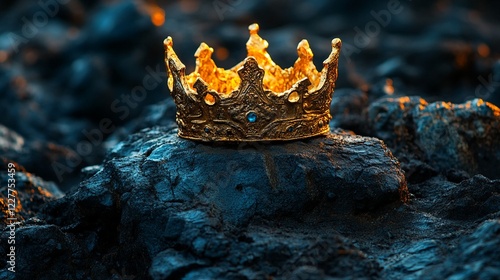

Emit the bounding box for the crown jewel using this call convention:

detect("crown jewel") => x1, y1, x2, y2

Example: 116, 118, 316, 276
164, 23, 341, 141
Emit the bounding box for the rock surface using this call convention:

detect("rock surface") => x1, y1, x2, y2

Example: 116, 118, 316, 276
368, 97, 500, 179
38, 128, 407, 279
420, 219, 500, 279
107, 127, 408, 222
0, 124, 84, 186
2, 127, 405, 279
0, 159, 63, 224
1, 126, 499, 279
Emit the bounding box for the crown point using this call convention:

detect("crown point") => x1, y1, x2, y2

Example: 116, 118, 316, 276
194, 42, 213, 58
164, 36, 173, 48
248, 23, 260, 34
331, 38, 342, 48
297, 39, 313, 59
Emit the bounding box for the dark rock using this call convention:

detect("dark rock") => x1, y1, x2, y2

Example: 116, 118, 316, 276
0, 159, 63, 226
386, 239, 444, 278
152, 226, 381, 280
107, 127, 407, 223
38, 127, 405, 278
368, 97, 500, 178
83, 1, 153, 46
420, 219, 500, 279
104, 98, 177, 150
408, 174, 500, 223
149, 249, 208, 280
290, 266, 330, 280
444, 168, 470, 183
399, 157, 439, 184
14, 225, 73, 278
329, 88, 369, 134
0, 124, 83, 189
367, 96, 428, 149
413, 99, 500, 177
80, 165, 103, 181
0, 222, 111, 280
437, 175, 500, 221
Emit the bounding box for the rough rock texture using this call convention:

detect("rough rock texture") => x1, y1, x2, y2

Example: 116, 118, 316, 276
329, 88, 369, 134
14, 127, 405, 279
107, 127, 407, 222
420, 219, 500, 279
435, 175, 500, 221
368, 97, 500, 179
103, 99, 177, 150
2, 125, 500, 279
0, 159, 63, 225
377, 174, 500, 279
0, 124, 83, 186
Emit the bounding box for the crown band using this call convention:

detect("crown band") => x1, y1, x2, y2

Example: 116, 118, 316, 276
164, 23, 341, 141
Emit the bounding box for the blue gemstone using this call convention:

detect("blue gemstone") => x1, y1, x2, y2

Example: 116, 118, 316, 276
247, 112, 257, 123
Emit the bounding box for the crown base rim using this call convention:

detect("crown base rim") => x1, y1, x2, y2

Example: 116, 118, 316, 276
177, 126, 331, 142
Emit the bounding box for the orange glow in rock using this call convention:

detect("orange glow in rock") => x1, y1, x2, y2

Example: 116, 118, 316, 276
151, 7, 165, 27
477, 43, 490, 58
0, 51, 8, 63
175, 23, 338, 95
215, 47, 229, 61
384, 78, 394, 95
140, 2, 165, 27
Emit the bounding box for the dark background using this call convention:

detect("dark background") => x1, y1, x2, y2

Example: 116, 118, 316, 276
1, 0, 499, 190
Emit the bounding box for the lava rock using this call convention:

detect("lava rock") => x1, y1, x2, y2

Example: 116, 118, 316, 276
149, 249, 209, 280
437, 175, 500, 221
0, 222, 110, 280
386, 239, 444, 279
108, 127, 408, 224
0, 158, 63, 226
367, 96, 428, 149
104, 97, 177, 150
39, 127, 406, 278
368, 97, 500, 178
0, 124, 83, 187
420, 219, 500, 279
329, 88, 369, 134
149, 227, 381, 280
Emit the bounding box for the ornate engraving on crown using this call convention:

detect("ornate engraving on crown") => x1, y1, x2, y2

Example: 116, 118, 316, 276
164, 23, 341, 141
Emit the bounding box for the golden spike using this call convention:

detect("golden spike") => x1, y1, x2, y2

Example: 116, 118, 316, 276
293, 39, 320, 90
163, 37, 175, 92
246, 23, 288, 93
186, 42, 240, 96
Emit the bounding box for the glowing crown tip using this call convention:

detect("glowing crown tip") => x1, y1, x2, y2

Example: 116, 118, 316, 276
248, 23, 260, 34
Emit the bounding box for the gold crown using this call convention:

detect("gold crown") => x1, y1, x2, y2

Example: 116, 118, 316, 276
164, 23, 341, 141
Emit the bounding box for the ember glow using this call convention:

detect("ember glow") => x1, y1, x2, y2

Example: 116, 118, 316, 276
139, 1, 165, 27
174, 24, 338, 95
